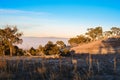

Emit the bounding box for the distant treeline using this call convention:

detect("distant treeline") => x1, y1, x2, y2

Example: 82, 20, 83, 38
68, 27, 120, 46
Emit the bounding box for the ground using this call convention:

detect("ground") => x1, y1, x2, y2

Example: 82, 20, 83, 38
0, 54, 120, 80
72, 37, 120, 54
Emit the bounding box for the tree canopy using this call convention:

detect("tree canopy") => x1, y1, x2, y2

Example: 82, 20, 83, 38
0, 25, 23, 56
85, 27, 103, 41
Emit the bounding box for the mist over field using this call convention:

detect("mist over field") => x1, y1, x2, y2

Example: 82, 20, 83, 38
17, 37, 69, 49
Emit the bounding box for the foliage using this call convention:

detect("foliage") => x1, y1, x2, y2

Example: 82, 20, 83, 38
68, 35, 91, 46
37, 45, 44, 55
13, 46, 24, 56
60, 48, 71, 56
103, 27, 120, 38
103, 31, 112, 38
111, 27, 120, 36
85, 27, 103, 41
29, 47, 38, 56
0, 25, 23, 56
56, 40, 66, 48
43, 41, 60, 55
28, 41, 72, 56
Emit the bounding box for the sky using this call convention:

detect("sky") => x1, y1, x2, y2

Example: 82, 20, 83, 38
0, 0, 120, 38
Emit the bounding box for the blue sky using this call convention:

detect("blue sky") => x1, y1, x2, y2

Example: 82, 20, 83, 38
0, 0, 120, 38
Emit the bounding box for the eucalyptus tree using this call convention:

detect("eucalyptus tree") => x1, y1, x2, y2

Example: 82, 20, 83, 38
43, 41, 60, 55
111, 27, 120, 36
86, 27, 103, 41
103, 31, 112, 38
56, 40, 66, 49
0, 29, 6, 55
0, 26, 23, 56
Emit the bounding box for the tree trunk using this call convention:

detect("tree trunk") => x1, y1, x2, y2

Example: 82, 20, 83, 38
10, 46, 13, 56
9, 42, 13, 56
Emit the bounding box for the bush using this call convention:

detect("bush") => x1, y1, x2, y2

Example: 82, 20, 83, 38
29, 47, 37, 56
43, 41, 60, 55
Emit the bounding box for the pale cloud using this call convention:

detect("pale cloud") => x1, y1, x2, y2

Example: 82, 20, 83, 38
0, 9, 87, 38
0, 8, 55, 29
0, 9, 48, 15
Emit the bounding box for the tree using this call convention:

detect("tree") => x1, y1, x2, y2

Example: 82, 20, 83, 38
0, 29, 7, 55
77, 35, 91, 43
56, 41, 66, 49
86, 27, 103, 41
13, 46, 24, 56
111, 27, 120, 36
37, 45, 44, 55
43, 41, 60, 55
103, 31, 112, 38
0, 25, 23, 56
60, 48, 70, 56
68, 37, 78, 47
29, 47, 37, 56
68, 35, 91, 46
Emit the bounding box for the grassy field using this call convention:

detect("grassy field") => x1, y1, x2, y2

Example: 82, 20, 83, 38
0, 54, 120, 80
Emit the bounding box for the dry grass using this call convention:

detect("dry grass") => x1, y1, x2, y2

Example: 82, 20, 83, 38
72, 37, 120, 54
0, 54, 120, 80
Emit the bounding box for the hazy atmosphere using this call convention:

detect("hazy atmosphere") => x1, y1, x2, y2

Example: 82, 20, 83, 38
0, 0, 120, 38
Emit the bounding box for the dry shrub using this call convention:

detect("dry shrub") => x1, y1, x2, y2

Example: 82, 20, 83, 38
0, 60, 7, 69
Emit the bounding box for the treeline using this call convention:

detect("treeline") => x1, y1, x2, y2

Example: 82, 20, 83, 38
28, 41, 72, 56
0, 25, 120, 56
68, 27, 120, 46
0, 25, 73, 56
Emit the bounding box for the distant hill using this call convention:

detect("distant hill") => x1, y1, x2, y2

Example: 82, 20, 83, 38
71, 37, 120, 54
